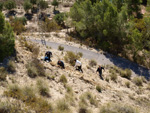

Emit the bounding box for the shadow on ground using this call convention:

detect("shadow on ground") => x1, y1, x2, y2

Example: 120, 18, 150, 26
104, 53, 150, 79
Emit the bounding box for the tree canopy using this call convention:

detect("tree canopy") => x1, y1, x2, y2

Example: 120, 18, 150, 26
0, 12, 15, 61
4, 0, 16, 11
69, 0, 150, 68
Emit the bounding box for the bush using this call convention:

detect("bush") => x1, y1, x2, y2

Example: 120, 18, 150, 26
77, 52, 83, 58
120, 69, 132, 80
58, 45, 64, 51
100, 103, 137, 113
36, 79, 50, 97
4, 0, 16, 10
60, 75, 67, 84
110, 73, 117, 82
41, 18, 61, 32
0, 12, 15, 61
54, 13, 65, 25
0, 67, 7, 81
64, 51, 81, 66
0, 2, 3, 12
23, 0, 32, 13
125, 81, 130, 88
26, 59, 45, 78
89, 59, 97, 67
132, 77, 143, 86
96, 85, 102, 93
7, 60, 16, 73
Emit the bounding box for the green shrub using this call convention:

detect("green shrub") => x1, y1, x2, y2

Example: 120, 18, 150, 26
120, 69, 132, 80
54, 13, 65, 25
89, 59, 97, 67
77, 52, 83, 58
36, 79, 50, 97
41, 18, 61, 32
64, 51, 81, 66
7, 60, 16, 73
0, 13, 15, 61
0, 2, 3, 12
100, 103, 137, 113
0, 67, 7, 81
125, 81, 130, 88
110, 73, 117, 82
132, 77, 143, 86
4, 0, 16, 10
58, 45, 64, 51
96, 85, 102, 93
60, 75, 67, 84
26, 59, 45, 78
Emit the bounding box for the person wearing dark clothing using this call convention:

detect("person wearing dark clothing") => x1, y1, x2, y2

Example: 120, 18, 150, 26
57, 60, 65, 69
74, 59, 83, 73
96, 65, 104, 80
44, 51, 52, 62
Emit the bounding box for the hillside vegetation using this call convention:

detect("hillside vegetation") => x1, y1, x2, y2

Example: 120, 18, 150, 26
0, 38, 150, 113
69, 0, 150, 69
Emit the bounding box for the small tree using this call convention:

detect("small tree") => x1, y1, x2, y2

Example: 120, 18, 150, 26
51, 0, 59, 11
0, 2, 3, 12
54, 13, 65, 25
30, 0, 37, 5
0, 12, 5, 33
4, 0, 16, 11
23, 1, 32, 13
38, 0, 48, 10
0, 12, 15, 61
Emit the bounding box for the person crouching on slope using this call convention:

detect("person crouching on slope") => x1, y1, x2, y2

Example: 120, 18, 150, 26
57, 60, 65, 69
96, 65, 104, 80
44, 51, 52, 62
74, 59, 83, 73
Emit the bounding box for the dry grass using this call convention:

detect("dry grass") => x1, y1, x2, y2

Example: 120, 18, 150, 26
4, 84, 53, 113
99, 103, 138, 113
36, 79, 50, 97
26, 59, 45, 78
55, 99, 70, 113
7, 60, 16, 73
132, 77, 143, 86
60, 75, 67, 84
64, 51, 82, 66
89, 59, 97, 67
0, 67, 7, 81
79, 92, 98, 107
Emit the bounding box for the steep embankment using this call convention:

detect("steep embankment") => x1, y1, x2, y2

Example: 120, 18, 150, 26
0, 38, 150, 113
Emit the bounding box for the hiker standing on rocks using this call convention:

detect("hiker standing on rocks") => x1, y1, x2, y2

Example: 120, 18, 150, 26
57, 60, 65, 69
74, 59, 83, 73
96, 65, 104, 80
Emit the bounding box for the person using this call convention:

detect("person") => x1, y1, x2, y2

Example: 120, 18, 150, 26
74, 59, 83, 73
44, 51, 52, 62
96, 65, 104, 80
57, 60, 65, 69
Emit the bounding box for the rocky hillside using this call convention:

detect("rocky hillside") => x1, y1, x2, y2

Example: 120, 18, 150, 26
0, 37, 150, 113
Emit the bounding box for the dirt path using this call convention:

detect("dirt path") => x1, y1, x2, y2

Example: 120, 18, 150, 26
30, 39, 150, 78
